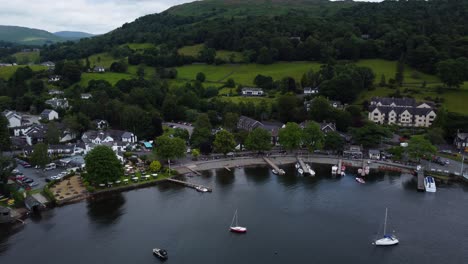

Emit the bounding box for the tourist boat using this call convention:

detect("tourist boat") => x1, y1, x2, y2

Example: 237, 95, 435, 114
153, 248, 168, 260
196, 186, 209, 193
374, 208, 399, 246
230, 210, 247, 233
297, 168, 304, 175
331, 165, 338, 174
424, 176, 437, 193
355, 177, 365, 184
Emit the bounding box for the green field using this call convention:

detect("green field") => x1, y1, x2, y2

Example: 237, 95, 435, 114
80, 72, 134, 86
87, 52, 119, 68
125, 43, 156, 51
13, 51, 40, 64
178, 44, 245, 62
0, 65, 47, 80
175, 61, 322, 85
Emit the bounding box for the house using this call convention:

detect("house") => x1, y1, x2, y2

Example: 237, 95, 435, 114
48, 89, 64, 96
93, 66, 105, 73
454, 131, 468, 151
320, 122, 336, 133
368, 149, 381, 160
343, 145, 363, 159
45, 98, 69, 109
93, 119, 109, 130
47, 144, 75, 155
40, 109, 59, 121
81, 93, 92, 100
23, 124, 47, 145
48, 75, 61, 82
82, 129, 137, 145
41, 61, 55, 68
241, 87, 264, 97
2, 110, 23, 128
304, 98, 345, 111
237, 116, 284, 145
368, 97, 437, 127
303, 87, 319, 95
330, 100, 343, 109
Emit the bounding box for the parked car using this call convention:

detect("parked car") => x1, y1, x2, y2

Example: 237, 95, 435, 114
22, 178, 34, 184
22, 163, 32, 168
28, 182, 38, 187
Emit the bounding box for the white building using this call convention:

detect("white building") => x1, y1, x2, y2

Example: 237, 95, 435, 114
40, 109, 59, 121
241, 87, 264, 96
45, 98, 69, 109
81, 93, 92, 100
2, 110, 22, 128
303, 87, 319, 95
368, 97, 437, 127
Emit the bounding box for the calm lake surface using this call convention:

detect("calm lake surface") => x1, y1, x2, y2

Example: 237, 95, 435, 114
1, 164, 468, 264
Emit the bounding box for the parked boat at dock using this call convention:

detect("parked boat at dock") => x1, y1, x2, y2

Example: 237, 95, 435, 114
424, 176, 436, 192
331, 165, 338, 175
196, 186, 209, 193
355, 177, 365, 184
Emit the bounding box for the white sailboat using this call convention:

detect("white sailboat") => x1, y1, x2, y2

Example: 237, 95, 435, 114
374, 208, 399, 246
230, 210, 247, 233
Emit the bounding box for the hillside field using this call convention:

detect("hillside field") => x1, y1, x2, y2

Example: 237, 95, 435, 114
0, 65, 47, 80
178, 44, 245, 63
13, 51, 40, 64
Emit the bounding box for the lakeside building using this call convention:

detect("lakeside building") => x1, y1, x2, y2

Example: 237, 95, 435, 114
237, 116, 284, 145
368, 97, 436, 127
241, 88, 264, 96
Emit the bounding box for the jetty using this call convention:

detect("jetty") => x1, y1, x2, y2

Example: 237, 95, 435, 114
224, 166, 231, 171
186, 166, 201, 176
263, 157, 285, 175
296, 157, 311, 175
167, 178, 213, 192
417, 170, 425, 192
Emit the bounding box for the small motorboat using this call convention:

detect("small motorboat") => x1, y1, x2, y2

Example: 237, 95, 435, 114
424, 176, 436, 192
153, 248, 168, 260
297, 168, 304, 175
230, 210, 247, 233
295, 163, 300, 169
196, 186, 209, 192
272, 169, 278, 175
355, 177, 365, 184
331, 165, 338, 174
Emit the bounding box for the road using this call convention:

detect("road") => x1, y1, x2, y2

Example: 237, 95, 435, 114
420, 156, 466, 176
163, 122, 194, 135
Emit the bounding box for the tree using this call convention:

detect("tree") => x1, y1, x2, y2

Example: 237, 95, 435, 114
277, 94, 299, 123
46, 123, 60, 144
254, 74, 274, 90
173, 128, 190, 141
324, 132, 344, 152
199, 47, 216, 64
223, 112, 239, 132
425, 127, 445, 145
278, 122, 302, 151
196, 72, 206, 82
407, 135, 436, 161
191, 113, 212, 148
149, 160, 162, 172
31, 143, 49, 169
137, 65, 145, 79
0, 155, 15, 186
191, 149, 200, 160
395, 56, 405, 86
257, 47, 274, 64
61, 61, 82, 83
213, 130, 236, 155
350, 122, 391, 148
302, 121, 324, 151
84, 146, 123, 184
154, 135, 186, 169
226, 78, 235, 88
379, 74, 386, 87
437, 59, 465, 88
245, 127, 272, 152
0, 115, 10, 151
110, 60, 128, 73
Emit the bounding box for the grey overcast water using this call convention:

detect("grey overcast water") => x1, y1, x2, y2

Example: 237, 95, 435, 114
1, 164, 467, 264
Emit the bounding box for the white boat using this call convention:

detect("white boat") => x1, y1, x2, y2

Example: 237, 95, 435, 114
305, 164, 315, 176
295, 163, 300, 169
424, 176, 437, 192
297, 168, 304, 175
196, 186, 209, 192
374, 208, 399, 246
331, 165, 338, 174
152, 248, 168, 260
279, 169, 285, 175
230, 210, 247, 233
355, 177, 365, 184
272, 169, 278, 175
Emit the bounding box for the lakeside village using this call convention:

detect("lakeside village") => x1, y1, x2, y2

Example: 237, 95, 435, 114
1, 86, 468, 224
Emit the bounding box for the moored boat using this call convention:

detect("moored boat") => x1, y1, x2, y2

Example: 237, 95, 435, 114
297, 168, 304, 175
272, 169, 278, 175
230, 210, 247, 233
424, 176, 437, 192
374, 208, 399, 246
331, 165, 338, 174
355, 177, 365, 184
152, 248, 168, 260
196, 186, 209, 192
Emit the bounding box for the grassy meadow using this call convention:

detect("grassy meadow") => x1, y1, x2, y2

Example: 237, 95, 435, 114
13, 51, 40, 64
0, 65, 47, 80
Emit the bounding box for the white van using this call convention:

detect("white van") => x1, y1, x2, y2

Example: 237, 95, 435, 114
44, 163, 56, 171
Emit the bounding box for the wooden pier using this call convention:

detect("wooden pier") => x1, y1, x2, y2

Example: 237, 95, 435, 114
224, 166, 231, 172
263, 157, 285, 175
296, 157, 311, 175
185, 166, 202, 176
167, 178, 212, 192
417, 170, 425, 192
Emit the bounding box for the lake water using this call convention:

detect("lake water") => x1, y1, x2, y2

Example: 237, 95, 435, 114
1, 164, 468, 264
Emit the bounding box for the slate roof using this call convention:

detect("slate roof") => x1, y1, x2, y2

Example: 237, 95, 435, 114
370, 97, 416, 107
369, 105, 434, 116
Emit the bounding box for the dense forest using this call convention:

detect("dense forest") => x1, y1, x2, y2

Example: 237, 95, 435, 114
39, 0, 468, 74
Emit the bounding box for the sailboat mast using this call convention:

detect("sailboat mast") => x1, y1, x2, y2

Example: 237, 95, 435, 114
235, 210, 238, 226
383, 208, 388, 235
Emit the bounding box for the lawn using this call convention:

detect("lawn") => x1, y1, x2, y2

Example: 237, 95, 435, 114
217, 95, 275, 105
13, 51, 40, 64
0, 65, 47, 80
80, 72, 134, 86
125, 43, 156, 51
175, 61, 322, 85
178, 44, 245, 63
178, 44, 204, 57
86, 52, 119, 68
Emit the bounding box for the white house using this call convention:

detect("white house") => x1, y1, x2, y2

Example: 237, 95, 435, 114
303, 87, 319, 95
2, 110, 23, 128
48, 89, 64, 96
241, 87, 264, 96
45, 98, 69, 109
41, 61, 55, 68
93, 119, 109, 130
81, 93, 92, 100
48, 75, 61, 82
93, 66, 105, 73
40, 109, 59, 121
82, 129, 137, 145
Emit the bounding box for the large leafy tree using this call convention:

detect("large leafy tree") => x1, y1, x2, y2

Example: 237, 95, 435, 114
302, 121, 324, 151
191, 114, 212, 148
213, 130, 236, 156
46, 122, 60, 144
31, 143, 49, 169
350, 122, 391, 148
0, 115, 10, 151
154, 136, 186, 169
437, 59, 466, 88
324, 131, 344, 152
407, 135, 437, 161
279, 122, 302, 151
85, 146, 123, 184
245, 127, 272, 152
